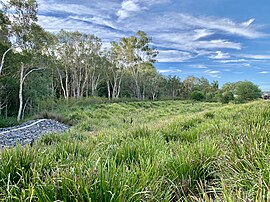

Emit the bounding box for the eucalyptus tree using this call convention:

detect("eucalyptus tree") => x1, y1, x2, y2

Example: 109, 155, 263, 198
141, 64, 163, 100
114, 31, 158, 100
54, 30, 103, 99
103, 43, 126, 100
0, 5, 11, 75
3, 0, 49, 121
165, 75, 182, 97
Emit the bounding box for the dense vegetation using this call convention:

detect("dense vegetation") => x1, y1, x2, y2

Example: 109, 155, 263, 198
0, 100, 269, 201
0, 0, 261, 123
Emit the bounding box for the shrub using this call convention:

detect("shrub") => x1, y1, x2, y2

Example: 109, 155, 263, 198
191, 91, 205, 101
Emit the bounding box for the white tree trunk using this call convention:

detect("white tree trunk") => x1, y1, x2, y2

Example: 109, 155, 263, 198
17, 65, 24, 122
57, 68, 67, 99
107, 81, 111, 100
0, 48, 12, 75
17, 66, 43, 122
65, 68, 69, 99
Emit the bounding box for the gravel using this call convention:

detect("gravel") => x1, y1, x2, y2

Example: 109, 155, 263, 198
0, 119, 69, 148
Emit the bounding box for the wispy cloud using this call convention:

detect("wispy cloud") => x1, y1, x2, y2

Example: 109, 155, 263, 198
155, 33, 241, 51
209, 51, 230, 59
189, 64, 208, 69
238, 54, 270, 60
259, 71, 269, 74
217, 59, 246, 63
38, 0, 116, 17
157, 69, 182, 73
37, 15, 124, 41
117, 0, 141, 20
116, 0, 170, 20
157, 50, 193, 62
204, 70, 221, 78
175, 14, 265, 39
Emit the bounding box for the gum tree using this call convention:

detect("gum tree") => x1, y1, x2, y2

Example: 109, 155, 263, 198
4, 0, 47, 121
114, 31, 158, 100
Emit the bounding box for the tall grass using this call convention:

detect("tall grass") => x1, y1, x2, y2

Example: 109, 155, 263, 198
0, 100, 269, 201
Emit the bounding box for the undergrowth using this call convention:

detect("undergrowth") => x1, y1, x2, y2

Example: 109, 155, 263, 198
0, 99, 269, 201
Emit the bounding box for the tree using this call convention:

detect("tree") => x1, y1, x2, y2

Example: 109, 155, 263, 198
4, 0, 48, 121
103, 46, 125, 100
219, 91, 234, 104
54, 30, 103, 99
182, 76, 200, 99
234, 81, 261, 103
114, 31, 158, 100
221, 82, 235, 93
140, 63, 161, 100
0, 5, 11, 75
211, 80, 219, 92
165, 75, 182, 98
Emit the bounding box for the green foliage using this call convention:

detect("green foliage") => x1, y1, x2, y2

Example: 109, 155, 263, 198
220, 91, 234, 104
0, 116, 17, 127
234, 81, 261, 103
191, 90, 205, 101
0, 100, 270, 200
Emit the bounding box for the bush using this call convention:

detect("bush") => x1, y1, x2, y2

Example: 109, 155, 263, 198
220, 91, 234, 104
0, 116, 18, 128
191, 91, 205, 101
234, 81, 261, 103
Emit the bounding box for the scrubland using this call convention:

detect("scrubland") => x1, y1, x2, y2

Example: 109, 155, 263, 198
0, 100, 269, 201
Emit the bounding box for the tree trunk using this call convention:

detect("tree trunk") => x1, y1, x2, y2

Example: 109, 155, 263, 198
57, 68, 67, 99
17, 65, 43, 122
0, 47, 12, 75
17, 65, 24, 122
107, 81, 111, 100
65, 68, 69, 99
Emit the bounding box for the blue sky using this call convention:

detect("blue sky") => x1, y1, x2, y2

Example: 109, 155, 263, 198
36, 0, 270, 90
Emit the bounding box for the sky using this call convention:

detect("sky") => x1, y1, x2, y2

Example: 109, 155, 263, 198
36, 0, 270, 90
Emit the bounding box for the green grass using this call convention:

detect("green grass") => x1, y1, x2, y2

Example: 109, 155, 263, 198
0, 99, 270, 201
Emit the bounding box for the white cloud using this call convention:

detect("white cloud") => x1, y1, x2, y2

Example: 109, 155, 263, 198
155, 33, 241, 51
122, 0, 141, 12
116, 0, 169, 20
176, 14, 265, 39
158, 69, 182, 73
125, 13, 264, 39
209, 51, 230, 59
223, 69, 232, 72
204, 70, 221, 78
157, 50, 193, 62
196, 65, 208, 69
37, 15, 124, 40
193, 29, 214, 40
241, 18, 255, 27
259, 71, 269, 74
117, 0, 141, 20
218, 59, 246, 63
189, 64, 208, 69
38, 0, 96, 16
238, 54, 270, 60
243, 63, 251, 67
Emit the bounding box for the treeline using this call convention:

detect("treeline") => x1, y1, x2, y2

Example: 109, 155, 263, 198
0, 0, 261, 121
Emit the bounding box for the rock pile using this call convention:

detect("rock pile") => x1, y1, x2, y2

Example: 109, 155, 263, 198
0, 119, 69, 148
